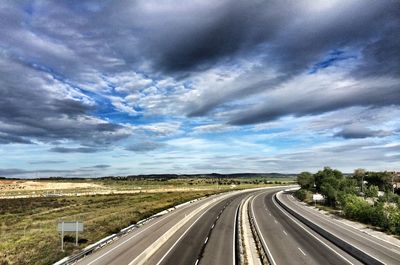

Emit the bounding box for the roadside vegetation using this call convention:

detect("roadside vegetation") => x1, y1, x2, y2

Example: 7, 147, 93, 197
0, 176, 293, 265
295, 167, 400, 236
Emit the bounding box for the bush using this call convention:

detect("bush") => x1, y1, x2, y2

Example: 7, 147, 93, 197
295, 189, 313, 203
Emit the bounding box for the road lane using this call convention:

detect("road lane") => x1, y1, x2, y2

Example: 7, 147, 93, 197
251, 190, 361, 265
278, 191, 400, 265
199, 195, 243, 265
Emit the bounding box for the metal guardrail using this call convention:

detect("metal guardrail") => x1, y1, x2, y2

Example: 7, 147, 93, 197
53, 198, 203, 265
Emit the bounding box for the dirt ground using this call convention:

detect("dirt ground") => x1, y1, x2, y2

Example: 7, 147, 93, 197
0, 180, 103, 191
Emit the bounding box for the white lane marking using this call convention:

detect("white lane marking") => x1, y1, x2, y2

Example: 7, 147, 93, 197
211, 223, 215, 229
251, 193, 277, 265
272, 194, 354, 265
85, 203, 190, 265
285, 194, 400, 254
204, 237, 208, 244
194, 259, 199, 265
268, 213, 272, 216
274, 219, 278, 224
155, 200, 221, 265
233, 204, 239, 265
283, 230, 288, 236
298, 247, 306, 256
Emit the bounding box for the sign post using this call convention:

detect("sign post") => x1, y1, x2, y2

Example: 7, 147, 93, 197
61, 221, 64, 252
58, 221, 84, 251
312, 193, 324, 207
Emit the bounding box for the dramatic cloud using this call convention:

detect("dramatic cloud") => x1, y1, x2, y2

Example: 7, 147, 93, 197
0, 0, 398, 176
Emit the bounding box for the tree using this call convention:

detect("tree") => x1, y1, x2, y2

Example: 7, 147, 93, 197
354, 168, 366, 181
365, 171, 392, 191
297, 172, 314, 190
314, 167, 343, 192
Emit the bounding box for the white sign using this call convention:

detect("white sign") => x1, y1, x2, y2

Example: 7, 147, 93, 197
58, 221, 84, 232
313, 193, 324, 201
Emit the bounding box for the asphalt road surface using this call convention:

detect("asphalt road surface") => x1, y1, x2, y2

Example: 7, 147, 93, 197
76, 187, 398, 265
277, 191, 400, 264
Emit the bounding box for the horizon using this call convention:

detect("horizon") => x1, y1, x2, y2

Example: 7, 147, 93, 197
1, 1, 399, 178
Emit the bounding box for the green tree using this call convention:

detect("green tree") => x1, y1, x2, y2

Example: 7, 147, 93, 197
314, 167, 343, 192
297, 172, 314, 190
365, 171, 392, 191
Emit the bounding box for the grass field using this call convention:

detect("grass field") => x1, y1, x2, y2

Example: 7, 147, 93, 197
0, 177, 295, 265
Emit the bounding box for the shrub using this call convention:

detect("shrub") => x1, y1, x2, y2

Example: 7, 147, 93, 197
295, 189, 313, 203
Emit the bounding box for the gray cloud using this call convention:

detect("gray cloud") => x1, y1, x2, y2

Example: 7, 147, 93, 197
1, 0, 399, 127
334, 125, 392, 139
29, 160, 66, 165
49, 147, 103, 153
229, 80, 400, 125
0, 56, 131, 146
0, 168, 73, 176
125, 141, 166, 152
82, 164, 110, 169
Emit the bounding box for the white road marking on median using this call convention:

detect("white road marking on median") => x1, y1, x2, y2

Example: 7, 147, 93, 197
298, 247, 306, 256
283, 230, 287, 236
204, 237, 208, 244
272, 193, 354, 265
194, 259, 199, 265
251, 193, 277, 265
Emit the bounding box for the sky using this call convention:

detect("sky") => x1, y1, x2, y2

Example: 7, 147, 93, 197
0, 0, 399, 178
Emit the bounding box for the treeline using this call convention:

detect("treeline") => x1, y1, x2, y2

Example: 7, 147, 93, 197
296, 167, 400, 235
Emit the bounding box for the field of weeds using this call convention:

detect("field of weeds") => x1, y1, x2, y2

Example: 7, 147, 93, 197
0, 190, 220, 265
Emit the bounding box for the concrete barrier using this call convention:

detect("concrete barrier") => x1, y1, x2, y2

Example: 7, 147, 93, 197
275, 191, 384, 265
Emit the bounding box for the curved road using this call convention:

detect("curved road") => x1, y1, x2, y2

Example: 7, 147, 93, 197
75, 187, 398, 265
250, 190, 361, 265
277, 191, 400, 264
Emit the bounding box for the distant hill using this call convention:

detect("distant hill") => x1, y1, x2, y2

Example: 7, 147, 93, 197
2, 173, 297, 180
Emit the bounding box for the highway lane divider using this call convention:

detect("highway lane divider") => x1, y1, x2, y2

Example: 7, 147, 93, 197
275, 190, 384, 265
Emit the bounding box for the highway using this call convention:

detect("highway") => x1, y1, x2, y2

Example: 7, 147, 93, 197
74, 187, 399, 265
76, 189, 255, 265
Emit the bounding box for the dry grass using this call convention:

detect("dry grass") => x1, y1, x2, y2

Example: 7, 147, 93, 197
0, 190, 223, 265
